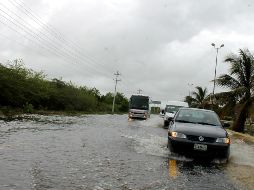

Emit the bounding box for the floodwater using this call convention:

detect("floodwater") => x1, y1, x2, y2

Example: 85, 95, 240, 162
0, 114, 253, 190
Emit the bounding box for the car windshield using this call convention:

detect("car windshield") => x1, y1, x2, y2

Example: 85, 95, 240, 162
165, 105, 182, 113
175, 109, 221, 126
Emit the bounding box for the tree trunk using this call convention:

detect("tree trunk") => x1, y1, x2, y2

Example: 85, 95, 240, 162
232, 101, 251, 132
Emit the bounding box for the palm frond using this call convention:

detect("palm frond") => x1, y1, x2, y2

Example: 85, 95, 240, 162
192, 86, 208, 104
215, 74, 241, 89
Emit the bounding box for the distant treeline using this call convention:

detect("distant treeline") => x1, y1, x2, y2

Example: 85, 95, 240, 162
0, 62, 129, 114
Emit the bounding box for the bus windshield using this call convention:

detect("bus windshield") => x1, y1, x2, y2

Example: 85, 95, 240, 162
130, 96, 149, 110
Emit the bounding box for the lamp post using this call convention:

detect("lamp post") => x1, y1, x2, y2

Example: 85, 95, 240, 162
211, 43, 224, 104
187, 83, 193, 96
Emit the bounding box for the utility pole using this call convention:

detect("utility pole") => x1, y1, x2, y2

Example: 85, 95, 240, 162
112, 71, 121, 114
137, 89, 142, 94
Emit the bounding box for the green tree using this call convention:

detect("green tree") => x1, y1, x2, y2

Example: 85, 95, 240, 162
215, 49, 254, 132
0, 61, 128, 114
115, 92, 129, 112
101, 92, 114, 105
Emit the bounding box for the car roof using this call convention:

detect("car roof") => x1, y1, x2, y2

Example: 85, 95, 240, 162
165, 101, 188, 107
178, 107, 215, 113
130, 94, 149, 98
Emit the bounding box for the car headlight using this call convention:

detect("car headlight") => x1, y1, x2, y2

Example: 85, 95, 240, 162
171, 132, 187, 139
216, 137, 230, 144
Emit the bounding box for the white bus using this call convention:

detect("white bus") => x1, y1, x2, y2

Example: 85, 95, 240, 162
128, 94, 150, 120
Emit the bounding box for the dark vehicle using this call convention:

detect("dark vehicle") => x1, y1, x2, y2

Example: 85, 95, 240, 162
168, 108, 230, 160
128, 94, 150, 120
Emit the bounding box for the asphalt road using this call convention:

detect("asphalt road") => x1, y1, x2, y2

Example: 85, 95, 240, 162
0, 114, 253, 190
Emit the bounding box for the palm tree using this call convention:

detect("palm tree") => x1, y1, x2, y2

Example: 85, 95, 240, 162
191, 86, 208, 108
215, 49, 254, 132
184, 95, 195, 107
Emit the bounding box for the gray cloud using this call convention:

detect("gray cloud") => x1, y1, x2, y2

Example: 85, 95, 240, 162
1, 0, 254, 101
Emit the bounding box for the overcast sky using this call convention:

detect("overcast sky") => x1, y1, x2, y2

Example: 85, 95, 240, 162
1, 0, 254, 102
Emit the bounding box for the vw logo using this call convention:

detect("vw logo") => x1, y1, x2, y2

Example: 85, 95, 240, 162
199, 136, 204, 141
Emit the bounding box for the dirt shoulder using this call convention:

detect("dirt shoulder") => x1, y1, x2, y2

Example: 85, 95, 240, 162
226, 129, 254, 190
227, 129, 254, 144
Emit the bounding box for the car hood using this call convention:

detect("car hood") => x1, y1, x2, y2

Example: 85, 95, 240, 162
165, 112, 175, 118
172, 122, 227, 138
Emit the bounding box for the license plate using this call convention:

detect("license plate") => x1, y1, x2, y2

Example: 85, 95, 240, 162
194, 144, 207, 151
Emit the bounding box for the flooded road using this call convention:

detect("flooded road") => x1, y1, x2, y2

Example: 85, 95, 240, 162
0, 114, 253, 190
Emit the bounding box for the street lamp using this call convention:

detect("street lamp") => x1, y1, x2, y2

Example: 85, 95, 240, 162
187, 83, 193, 96
211, 43, 224, 104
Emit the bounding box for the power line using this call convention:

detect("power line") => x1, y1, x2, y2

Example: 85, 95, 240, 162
119, 73, 148, 97
0, 16, 127, 95
0, 0, 147, 97
0, 2, 80, 60
0, 20, 99, 79
0, 6, 112, 78
0, 9, 79, 62
8, 0, 114, 77
0, 16, 65, 60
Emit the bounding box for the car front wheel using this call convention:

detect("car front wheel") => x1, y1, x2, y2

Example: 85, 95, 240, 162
222, 149, 230, 162
168, 140, 175, 153
164, 120, 169, 127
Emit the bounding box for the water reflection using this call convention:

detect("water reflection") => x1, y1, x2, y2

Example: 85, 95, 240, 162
0, 114, 245, 189
168, 156, 226, 179
30, 162, 54, 190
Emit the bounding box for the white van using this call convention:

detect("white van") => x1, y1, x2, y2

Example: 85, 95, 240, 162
163, 101, 189, 127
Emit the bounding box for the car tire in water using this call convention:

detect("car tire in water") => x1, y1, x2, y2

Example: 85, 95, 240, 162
168, 140, 175, 152
223, 149, 230, 163
164, 120, 169, 128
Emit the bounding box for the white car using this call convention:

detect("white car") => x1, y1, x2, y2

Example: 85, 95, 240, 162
163, 101, 188, 128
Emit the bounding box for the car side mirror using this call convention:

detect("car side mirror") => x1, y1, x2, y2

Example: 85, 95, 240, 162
161, 109, 165, 114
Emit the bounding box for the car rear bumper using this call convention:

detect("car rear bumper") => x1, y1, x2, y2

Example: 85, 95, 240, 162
168, 137, 230, 158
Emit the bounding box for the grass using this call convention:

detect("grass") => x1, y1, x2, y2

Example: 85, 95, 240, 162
244, 124, 254, 136
227, 129, 254, 144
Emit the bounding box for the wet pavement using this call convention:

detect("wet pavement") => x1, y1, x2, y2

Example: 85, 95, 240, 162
0, 114, 253, 190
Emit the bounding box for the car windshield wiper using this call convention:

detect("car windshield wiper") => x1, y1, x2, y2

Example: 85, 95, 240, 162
175, 120, 193, 123
196, 122, 218, 126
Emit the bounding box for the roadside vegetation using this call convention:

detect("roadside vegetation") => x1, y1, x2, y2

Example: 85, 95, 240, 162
0, 61, 129, 116
215, 49, 254, 132
185, 49, 254, 135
